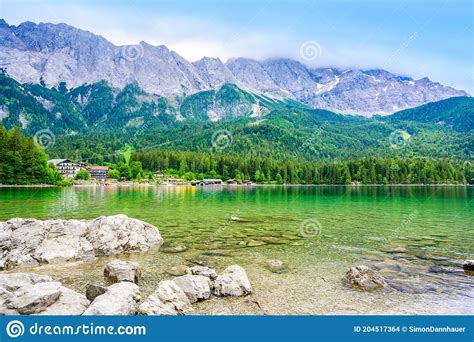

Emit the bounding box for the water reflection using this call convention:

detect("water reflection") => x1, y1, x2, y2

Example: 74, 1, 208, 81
0, 185, 472, 314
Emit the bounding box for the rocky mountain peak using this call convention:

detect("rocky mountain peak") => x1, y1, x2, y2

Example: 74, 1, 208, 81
0, 19, 469, 116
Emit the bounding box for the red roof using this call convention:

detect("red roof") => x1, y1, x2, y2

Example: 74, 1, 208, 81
86, 166, 109, 171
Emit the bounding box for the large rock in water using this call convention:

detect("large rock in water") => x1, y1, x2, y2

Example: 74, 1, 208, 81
345, 265, 390, 291
138, 280, 193, 315
0, 273, 89, 315
212, 265, 252, 297
0, 215, 163, 269
173, 275, 211, 303
104, 260, 141, 284
83, 282, 140, 315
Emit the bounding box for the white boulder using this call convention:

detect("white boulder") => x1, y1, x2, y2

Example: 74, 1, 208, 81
36, 286, 89, 315
173, 275, 211, 303
104, 260, 141, 284
212, 265, 252, 297
83, 282, 140, 315
139, 280, 193, 315
6, 281, 62, 314
0, 215, 163, 269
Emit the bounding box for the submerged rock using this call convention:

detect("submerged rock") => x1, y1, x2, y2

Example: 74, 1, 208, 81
85, 284, 107, 301
185, 256, 215, 268
229, 216, 246, 222
83, 282, 140, 315
265, 259, 287, 273
186, 266, 218, 280
166, 265, 188, 277
345, 265, 390, 291
246, 240, 266, 247
202, 250, 233, 257
139, 280, 193, 315
212, 265, 252, 297
104, 260, 141, 284
173, 275, 211, 303
0, 215, 163, 269
386, 279, 438, 294
161, 244, 187, 253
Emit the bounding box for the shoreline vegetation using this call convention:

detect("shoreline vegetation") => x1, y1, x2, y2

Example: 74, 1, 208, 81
1, 126, 472, 187
0, 183, 471, 188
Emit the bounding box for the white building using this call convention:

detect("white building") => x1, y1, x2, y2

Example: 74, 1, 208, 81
48, 159, 82, 179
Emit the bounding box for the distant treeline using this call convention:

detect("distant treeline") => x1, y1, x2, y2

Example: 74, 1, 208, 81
0, 126, 65, 185
133, 150, 473, 184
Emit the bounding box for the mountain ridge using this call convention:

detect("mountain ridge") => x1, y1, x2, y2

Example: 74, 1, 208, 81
0, 19, 469, 116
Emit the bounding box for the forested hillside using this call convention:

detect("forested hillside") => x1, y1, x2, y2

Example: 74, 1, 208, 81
132, 150, 473, 184
0, 126, 65, 185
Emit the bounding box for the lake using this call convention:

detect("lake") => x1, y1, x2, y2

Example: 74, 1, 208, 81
0, 185, 473, 314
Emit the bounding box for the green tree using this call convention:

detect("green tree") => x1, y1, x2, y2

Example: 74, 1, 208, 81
74, 169, 91, 180
0, 126, 64, 185
183, 172, 196, 181
117, 161, 131, 180
129, 161, 143, 179
108, 169, 120, 179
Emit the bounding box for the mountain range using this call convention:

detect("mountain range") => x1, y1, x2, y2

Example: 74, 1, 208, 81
0, 19, 472, 163
0, 19, 469, 118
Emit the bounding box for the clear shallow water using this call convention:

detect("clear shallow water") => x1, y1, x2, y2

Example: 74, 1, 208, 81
0, 185, 473, 314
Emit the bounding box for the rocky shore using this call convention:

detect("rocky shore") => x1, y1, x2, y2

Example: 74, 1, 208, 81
0, 261, 253, 315
0, 215, 253, 315
0, 215, 472, 315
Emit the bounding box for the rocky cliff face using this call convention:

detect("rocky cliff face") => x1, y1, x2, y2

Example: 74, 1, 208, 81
0, 19, 469, 116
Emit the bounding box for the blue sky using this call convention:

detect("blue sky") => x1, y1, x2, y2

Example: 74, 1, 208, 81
1, 0, 473, 93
